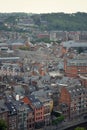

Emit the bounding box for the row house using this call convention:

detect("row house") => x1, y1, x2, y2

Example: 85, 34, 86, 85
16, 101, 34, 130
31, 89, 53, 112
1, 94, 35, 130
6, 102, 17, 130
0, 63, 20, 76
22, 95, 44, 129
0, 95, 51, 129
39, 97, 51, 125
59, 85, 87, 120
30, 89, 55, 124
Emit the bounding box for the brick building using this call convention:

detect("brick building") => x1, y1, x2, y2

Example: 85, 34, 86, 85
37, 33, 49, 39
59, 85, 87, 120
64, 58, 87, 77
39, 97, 51, 125
3, 92, 35, 130
22, 95, 44, 129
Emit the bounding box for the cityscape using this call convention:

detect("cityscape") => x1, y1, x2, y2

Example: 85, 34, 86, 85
0, 12, 87, 130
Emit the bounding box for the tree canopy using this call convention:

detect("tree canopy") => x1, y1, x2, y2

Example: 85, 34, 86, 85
0, 12, 87, 31
0, 119, 7, 130
74, 127, 86, 130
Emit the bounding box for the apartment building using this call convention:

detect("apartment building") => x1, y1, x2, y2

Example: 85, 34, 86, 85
59, 85, 87, 120
22, 95, 44, 129
38, 97, 51, 125
79, 31, 87, 41
27, 107, 35, 130
4, 92, 35, 130
31, 89, 53, 112
50, 31, 68, 41
64, 58, 87, 77
37, 33, 50, 39
17, 102, 34, 130
6, 102, 17, 130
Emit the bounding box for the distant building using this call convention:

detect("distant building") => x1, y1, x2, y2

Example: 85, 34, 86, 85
79, 31, 87, 41
37, 33, 50, 39
50, 31, 68, 41
68, 31, 80, 41
61, 41, 87, 55
10, 42, 25, 50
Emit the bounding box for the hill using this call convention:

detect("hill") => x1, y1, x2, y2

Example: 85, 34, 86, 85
0, 12, 87, 31
33, 12, 87, 31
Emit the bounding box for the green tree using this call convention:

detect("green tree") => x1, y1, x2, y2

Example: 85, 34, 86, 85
0, 119, 7, 130
74, 127, 86, 130
78, 47, 84, 54
57, 115, 64, 122
52, 115, 64, 125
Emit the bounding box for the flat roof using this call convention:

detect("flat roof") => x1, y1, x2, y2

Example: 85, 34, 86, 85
62, 41, 87, 48
0, 57, 20, 60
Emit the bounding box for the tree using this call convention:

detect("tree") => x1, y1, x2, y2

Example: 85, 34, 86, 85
0, 119, 7, 130
52, 115, 64, 125
74, 127, 86, 130
78, 47, 84, 54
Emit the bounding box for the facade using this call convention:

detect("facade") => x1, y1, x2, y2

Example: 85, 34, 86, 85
61, 41, 87, 55
68, 31, 80, 41
79, 31, 87, 41
50, 31, 68, 41
59, 85, 87, 120
27, 109, 35, 130
17, 103, 28, 130
6, 102, 17, 130
22, 95, 44, 129
4, 93, 35, 130
31, 89, 54, 112
37, 33, 50, 39
79, 74, 87, 88
64, 58, 87, 77
39, 97, 51, 125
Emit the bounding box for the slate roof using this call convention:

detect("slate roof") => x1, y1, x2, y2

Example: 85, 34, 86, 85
57, 76, 81, 87
28, 95, 43, 108
0, 99, 8, 113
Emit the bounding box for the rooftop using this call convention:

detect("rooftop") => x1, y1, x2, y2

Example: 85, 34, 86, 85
28, 95, 43, 108
0, 99, 8, 113
57, 76, 81, 87
62, 41, 87, 48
